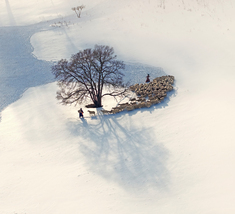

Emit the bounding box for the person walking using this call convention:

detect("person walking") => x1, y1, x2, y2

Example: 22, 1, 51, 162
78, 108, 84, 118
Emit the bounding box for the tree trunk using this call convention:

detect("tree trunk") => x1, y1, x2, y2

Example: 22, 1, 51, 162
93, 94, 102, 107
97, 95, 102, 107
75, 11, 79, 18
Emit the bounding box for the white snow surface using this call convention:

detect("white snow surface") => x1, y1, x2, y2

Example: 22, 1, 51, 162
1, 0, 235, 213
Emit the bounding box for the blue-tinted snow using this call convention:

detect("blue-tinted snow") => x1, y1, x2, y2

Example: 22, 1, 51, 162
0, 25, 54, 121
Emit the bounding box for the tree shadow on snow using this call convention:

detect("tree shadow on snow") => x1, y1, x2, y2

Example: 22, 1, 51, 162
67, 112, 170, 193
5, 0, 16, 26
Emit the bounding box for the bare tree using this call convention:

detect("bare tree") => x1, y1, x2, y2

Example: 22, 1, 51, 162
52, 45, 128, 107
72, 5, 85, 18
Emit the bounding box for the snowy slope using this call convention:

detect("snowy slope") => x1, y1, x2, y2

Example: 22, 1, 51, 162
1, 0, 235, 213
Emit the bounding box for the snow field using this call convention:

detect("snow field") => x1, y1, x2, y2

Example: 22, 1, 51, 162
1, 0, 235, 213
0, 82, 170, 213
0, 0, 106, 27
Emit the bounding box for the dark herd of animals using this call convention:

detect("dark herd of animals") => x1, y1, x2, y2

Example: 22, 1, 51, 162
101, 75, 175, 114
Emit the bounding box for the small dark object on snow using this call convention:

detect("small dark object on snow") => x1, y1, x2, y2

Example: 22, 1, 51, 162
146, 74, 150, 83
78, 108, 84, 118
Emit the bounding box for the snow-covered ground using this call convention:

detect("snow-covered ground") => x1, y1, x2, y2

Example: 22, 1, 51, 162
1, 0, 235, 213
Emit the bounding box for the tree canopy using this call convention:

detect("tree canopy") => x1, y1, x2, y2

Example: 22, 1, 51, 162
52, 45, 128, 107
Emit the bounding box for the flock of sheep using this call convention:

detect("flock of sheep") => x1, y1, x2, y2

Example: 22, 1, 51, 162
101, 75, 175, 115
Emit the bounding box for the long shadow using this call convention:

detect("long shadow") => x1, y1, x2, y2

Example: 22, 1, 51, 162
67, 112, 169, 192
5, 0, 16, 26
0, 24, 54, 122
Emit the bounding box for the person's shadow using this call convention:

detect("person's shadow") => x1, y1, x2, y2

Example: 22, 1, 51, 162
79, 117, 88, 127
67, 111, 170, 192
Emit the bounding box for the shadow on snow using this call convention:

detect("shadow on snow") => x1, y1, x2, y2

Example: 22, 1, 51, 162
0, 25, 54, 122
67, 107, 171, 193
